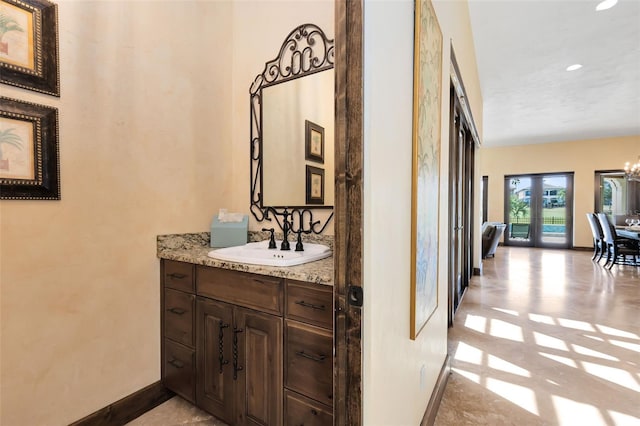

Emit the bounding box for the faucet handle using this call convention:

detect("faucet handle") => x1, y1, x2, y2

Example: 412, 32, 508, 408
295, 230, 304, 252
262, 228, 277, 249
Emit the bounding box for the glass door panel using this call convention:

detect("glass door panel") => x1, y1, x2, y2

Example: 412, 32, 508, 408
505, 176, 533, 245
540, 175, 569, 246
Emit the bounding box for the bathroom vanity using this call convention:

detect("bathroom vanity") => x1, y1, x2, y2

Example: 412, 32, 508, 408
156, 21, 338, 426
158, 233, 334, 426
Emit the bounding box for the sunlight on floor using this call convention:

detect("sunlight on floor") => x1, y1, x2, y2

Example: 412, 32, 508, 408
453, 368, 481, 384
437, 248, 640, 426
533, 331, 569, 351
538, 352, 578, 368
572, 343, 618, 361
489, 318, 523, 342
581, 361, 640, 392
453, 304, 639, 424
463, 313, 487, 333
609, 339, 640, 352
528, 313, 555, 325
551, 395, 606, 426
609, 410, 640, 425
486, 378, 539, 416
487, 354, 530, 377
595, 324, 640, 339
455, 342, 484, 365
557, 317, 596, 332
491, 307, 519, 316
541, 252, 566, 294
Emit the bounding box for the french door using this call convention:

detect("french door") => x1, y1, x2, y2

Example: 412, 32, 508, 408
504, 173, 574, 249
448, 80, 476, 325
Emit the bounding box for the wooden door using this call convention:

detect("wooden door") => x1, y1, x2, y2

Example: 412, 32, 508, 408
196, 298, 234, 424
235, 307, 283, 426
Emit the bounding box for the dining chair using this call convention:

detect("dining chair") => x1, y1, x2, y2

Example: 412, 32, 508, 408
586, 213, 605, 262
597, 213, 639, 269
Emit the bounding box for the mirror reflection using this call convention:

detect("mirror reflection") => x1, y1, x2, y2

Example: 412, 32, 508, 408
249, 23, 334, 233
262, 70, 334, 207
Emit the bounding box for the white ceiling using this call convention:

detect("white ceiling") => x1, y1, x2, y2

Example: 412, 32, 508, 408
467, 0, 640, 147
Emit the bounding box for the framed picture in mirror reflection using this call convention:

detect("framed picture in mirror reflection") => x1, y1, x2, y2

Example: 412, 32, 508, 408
305, 120, 324, 163
305, 165, 324, 205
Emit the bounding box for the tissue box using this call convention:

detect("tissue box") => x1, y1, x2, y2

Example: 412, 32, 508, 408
210, 215, 248, 248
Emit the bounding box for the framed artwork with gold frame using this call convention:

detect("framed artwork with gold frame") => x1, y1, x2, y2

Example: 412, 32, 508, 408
0, 0, 60, 96
410, 0, 443, 340
0, 96, 60, 200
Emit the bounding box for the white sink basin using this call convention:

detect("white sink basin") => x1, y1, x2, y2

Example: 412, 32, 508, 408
207, 240, 332, 267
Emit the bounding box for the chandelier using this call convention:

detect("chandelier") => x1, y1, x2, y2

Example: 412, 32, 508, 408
624, 155, 640, 182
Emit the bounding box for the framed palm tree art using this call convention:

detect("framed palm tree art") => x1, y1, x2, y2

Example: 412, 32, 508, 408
0, 96, 59, 200
0, 0, 59, 96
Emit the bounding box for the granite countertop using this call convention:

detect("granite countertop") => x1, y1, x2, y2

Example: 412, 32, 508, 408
157, 232, 334, 286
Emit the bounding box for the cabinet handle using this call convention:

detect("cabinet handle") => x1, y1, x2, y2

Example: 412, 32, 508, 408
311, 409, 318, 416
296, 350, 326, 362
168, 273, 187, 280
295, 300, 326, 311
168, 358, 184, 369
233, 327, 244, 380
218, 320, 230, 374
167, 307, 186, 315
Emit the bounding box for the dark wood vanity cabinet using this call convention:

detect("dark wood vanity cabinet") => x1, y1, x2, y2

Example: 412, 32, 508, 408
197, 297, 282, 425
161, 260, 196, 403
284, 280, 334, 425
161, 259, 332, 426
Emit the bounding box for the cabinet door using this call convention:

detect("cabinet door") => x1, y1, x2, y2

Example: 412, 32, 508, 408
235, 307, 283, 426
196, 298, 234, 424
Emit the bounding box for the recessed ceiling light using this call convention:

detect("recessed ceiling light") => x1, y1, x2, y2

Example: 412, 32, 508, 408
596, 0, 618, 11
566, 64, 583, 71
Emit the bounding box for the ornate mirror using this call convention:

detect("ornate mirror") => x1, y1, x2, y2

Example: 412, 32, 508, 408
250, 23, 334, 234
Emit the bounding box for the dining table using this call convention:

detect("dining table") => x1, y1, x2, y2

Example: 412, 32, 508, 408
616, 227, 640, 241
615, 227, 640, 267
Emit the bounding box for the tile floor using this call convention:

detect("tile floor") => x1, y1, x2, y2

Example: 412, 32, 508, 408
129, 247, 639, 425
126, 396, 225, 426
435, 246, 640, 426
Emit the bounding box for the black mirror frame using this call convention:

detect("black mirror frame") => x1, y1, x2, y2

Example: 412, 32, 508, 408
249, 23, 335, 235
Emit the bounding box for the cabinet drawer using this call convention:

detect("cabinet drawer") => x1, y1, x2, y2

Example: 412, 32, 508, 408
286, 280, 332, 329
164, 288, 195, 347
163, 339, 195, 403
197, 266, 283, 315
163, 260, 195, 293
285, 321, 333, 406
285, 390, 332, 426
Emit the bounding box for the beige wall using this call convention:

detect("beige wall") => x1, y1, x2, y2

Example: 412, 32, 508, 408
479, 135, 640, 248
0, 1, 234, 424
1, 1, 335, 424
362, 0, 482, 424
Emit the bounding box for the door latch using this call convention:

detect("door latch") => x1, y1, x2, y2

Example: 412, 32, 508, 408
348, 285, 363, 308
